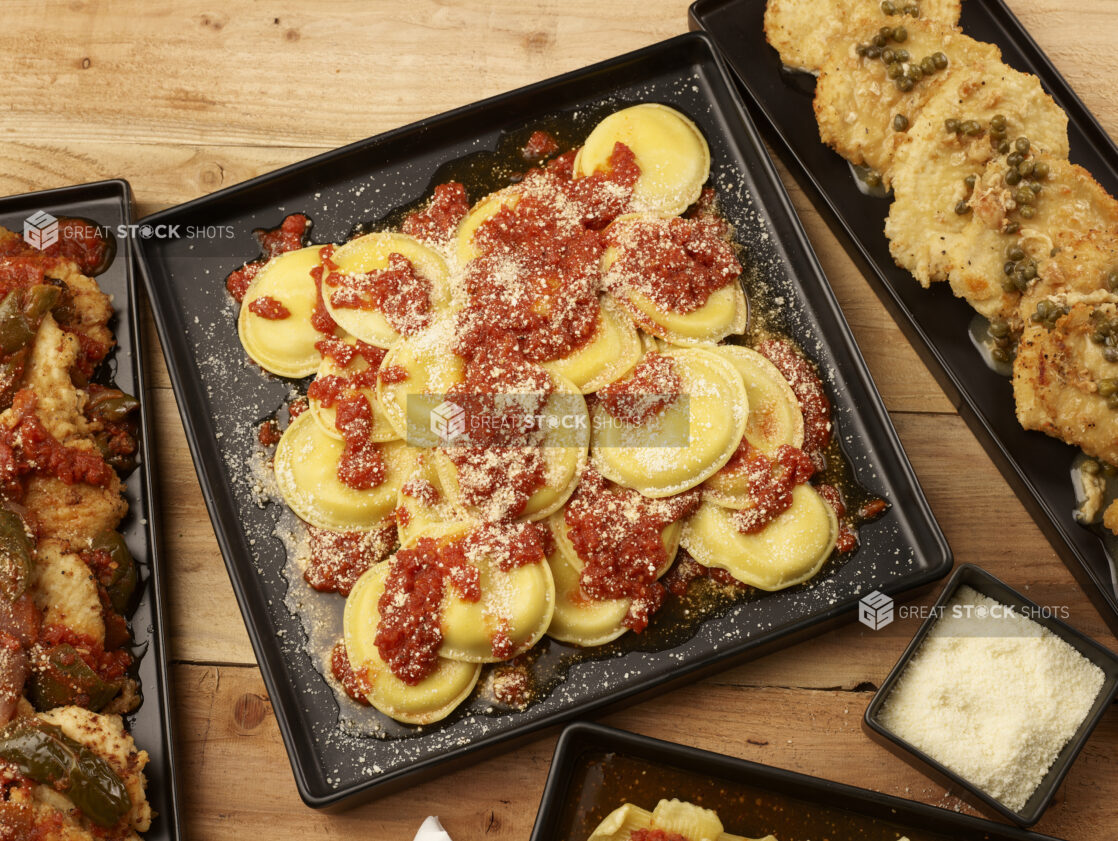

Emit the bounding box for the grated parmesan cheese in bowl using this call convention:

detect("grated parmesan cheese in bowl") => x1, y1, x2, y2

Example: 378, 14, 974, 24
875, 582, 1109, 817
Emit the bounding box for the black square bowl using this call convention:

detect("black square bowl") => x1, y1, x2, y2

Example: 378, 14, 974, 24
864, 564, 1118, 827
133, 32, 950, 807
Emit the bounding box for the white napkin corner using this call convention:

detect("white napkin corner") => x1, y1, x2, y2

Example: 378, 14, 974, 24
413, 816, 455, 841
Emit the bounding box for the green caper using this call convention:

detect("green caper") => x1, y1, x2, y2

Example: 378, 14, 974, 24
1106, 268, 1118, 291
1007, 152, 1024, 168
1092, 330, 1108, 344
857, 44, 870, 57
1020, 205, 1037, 219
1108, 394, 1118, 410
945, 118, 961, 133
896, 76, 914, 92
995, 335, 1011, 348
906, 63, 923, 80
990, 114, 1008, 132
1083, 459, 1102, 475
992, 347, 1011, 363
963, 120, 983, 136
1036, 300, 1054, 319
1023, 262, 1038, 281
882, 48, 896, 63
864, 171, 883, 188
964, 174, 977, 191
1031, 181, 1043, 194
904, 4, 919, 15
920, 56, 937, 75
932, 51, 948, 69
1034, 161, 1050, 180
1006, 169, 1022, 186
882, 0, 898, 12
955, 200, 971, 215
998, 140, 1012, 154
1004, 261, 1017, 276
1014, 271, 1029, 292
867, 45, 882, 58
1006, 244, 1026, 261
893, 113, 909, 131
893, 25, 908, 41
1001, 277, 1017, 292
1015, 186, 1036, 205
1019, 160, 1035, 177
1015, 137, 1031, 153
1107, 348, 1118, 363
989, 318, 1011, 338
887, 62, 904, 78
872, 32, 887, 47
894, 48, 910, 62
990, 126, 1007, 140
1005, 221, 1021, 235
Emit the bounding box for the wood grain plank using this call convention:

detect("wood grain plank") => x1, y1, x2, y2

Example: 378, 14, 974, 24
171, 662, 1118, 840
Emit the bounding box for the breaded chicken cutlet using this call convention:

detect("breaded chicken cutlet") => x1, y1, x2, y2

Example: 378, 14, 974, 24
764, 0, 961, 73
886, 61, 1068, 288
813, 17, 1000, 186
766, 0, 1118, 535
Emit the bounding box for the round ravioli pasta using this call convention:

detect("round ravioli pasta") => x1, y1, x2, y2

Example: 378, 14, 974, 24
454, 186, 520, 266
395, 454, 464, 547
309, 336, 399, 443
590, 348, 748, 497
434, 372, 589, 522
681, 486, 838, 591
426, 524, 556, 663
541, 296, 641, 393
544, 535, 630, 647
321, 232, 451, 346
575, 104, 710, 217
344, 562, 480, 725
601, 215, 747, 346
588, 799, 768, 841
375, 325, 466, 445
703, 345, 805, 508
237, 245, 327, 377
274, 412, 415, 530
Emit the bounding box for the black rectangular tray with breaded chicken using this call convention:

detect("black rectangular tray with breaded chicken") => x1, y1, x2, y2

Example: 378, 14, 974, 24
0, 216, 156, 840
690, 0, 1118, 626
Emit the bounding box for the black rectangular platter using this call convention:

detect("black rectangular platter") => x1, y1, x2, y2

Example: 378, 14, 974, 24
132, 32, 950, 808
530, 722, 1065, 841
689, 0, 1118, 631
0, 180, 181, 839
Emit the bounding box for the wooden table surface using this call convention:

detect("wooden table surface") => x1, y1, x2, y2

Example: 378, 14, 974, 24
4, 1, 1118, 838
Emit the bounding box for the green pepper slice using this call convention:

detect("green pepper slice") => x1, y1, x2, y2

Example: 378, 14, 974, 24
0, 509, 33, 603
0, 718, 132, 828
89, 531, 137, 614
28, 644, 122, 712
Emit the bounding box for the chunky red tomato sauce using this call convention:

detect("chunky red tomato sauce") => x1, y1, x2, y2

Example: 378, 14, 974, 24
225, 213, 310, 303
400, 476, 439, 506
247, 295, 290, 320
377, 364, 409, 385
565, 469, 699, 632
0, 391, 115, 497
304, 525, 392, 596
817, 483, 858, 554
757, 339, 832, 460
730, 441, 815, 535
330, 641, 371, 705
333, 395, 386, 491
309, 245, 340, 336
314, 337, 386, 370
604, 214, 740, 313
401, 181, 470, 244
38, 625, 131, 684
630, 829, 689, 841
443, 340, 552, 521
520, 130, 560, 161
325, 251, 433, 336
453, 143, 639, 363
598, 352, 680, 426
306, 369, 379, 410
